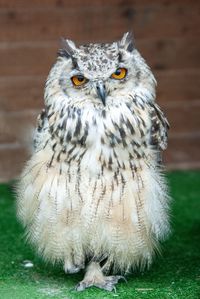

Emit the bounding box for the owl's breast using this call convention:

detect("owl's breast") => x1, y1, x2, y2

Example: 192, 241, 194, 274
46, 101, 152, 173
85, 103, 152, 172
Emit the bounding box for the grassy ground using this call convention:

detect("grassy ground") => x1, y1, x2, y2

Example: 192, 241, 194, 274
0, 171, 200, 299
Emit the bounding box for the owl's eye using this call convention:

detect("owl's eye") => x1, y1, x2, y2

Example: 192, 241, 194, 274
111, 68, 127, 80
71, 75, 87, 87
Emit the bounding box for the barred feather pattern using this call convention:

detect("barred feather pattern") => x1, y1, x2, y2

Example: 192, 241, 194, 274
17, 105, 170, 271
17, 42, 170, 275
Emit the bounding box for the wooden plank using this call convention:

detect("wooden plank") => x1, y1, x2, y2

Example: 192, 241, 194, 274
163, 100, 200, 136
0, 76, 44, 111
166, 161, 200, 170
0, 0, 197, 9
156, 69, 200, 103
164, 135, 200, 169
138, 38, 200, 71
0, 2, 199, 43
0, 145, 28, 182
1, 37, 200, 76
0, 111, 38, 144
0, 42, 57, 77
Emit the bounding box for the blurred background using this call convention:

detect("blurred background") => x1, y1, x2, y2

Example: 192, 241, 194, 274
0, 0, 199, 182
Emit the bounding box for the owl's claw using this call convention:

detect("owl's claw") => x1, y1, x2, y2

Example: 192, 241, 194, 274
94, 275, 126, 292
75, 281, 90, 291
75, 275, 125, 292
74, 262, 126, 292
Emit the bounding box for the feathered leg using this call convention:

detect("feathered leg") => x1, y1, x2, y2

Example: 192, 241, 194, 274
75, 262, 125, 292
64, 260, 83, 274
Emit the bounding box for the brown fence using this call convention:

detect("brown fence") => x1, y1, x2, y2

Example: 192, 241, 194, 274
0, 0, 200, 181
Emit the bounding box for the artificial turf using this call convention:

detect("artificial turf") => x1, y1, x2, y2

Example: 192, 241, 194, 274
0, 171, 199, 299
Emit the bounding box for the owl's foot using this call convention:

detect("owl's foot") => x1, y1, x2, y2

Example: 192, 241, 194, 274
75, 275, 125, 292
75, 262, 125, 292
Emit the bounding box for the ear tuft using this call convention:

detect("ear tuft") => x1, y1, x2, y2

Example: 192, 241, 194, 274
119, 32, 134, 52
58, 38, 78, 57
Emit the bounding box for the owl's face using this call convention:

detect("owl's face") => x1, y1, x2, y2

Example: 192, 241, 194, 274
45, 33, 155, 109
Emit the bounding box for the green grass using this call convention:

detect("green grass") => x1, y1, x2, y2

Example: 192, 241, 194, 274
0, 171, 200, 299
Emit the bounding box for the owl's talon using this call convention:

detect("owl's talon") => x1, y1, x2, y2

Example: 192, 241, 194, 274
118, 275, 128, 283
75, 281, 92, 291
94, 275, 125, 292
75, 272, 125, 292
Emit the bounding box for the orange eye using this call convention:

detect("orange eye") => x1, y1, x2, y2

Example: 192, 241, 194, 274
71, 75, 87, 86
111, 68, 127, 80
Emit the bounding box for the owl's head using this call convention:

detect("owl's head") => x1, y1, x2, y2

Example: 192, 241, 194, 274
45, 33, 156, 109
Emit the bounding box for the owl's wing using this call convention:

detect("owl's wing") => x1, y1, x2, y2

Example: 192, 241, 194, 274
149, 103, 169, 151
33, 109, 50, 152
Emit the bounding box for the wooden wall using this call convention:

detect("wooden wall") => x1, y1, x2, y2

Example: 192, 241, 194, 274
0, 0, 200, 181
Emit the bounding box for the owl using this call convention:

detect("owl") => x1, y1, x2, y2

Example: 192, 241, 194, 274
17, 32, 170, 292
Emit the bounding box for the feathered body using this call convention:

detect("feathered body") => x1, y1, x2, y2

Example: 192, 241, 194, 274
17, 33, 170, 289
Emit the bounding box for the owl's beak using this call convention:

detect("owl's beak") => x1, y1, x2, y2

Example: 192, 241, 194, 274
96, 81, 106, 106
